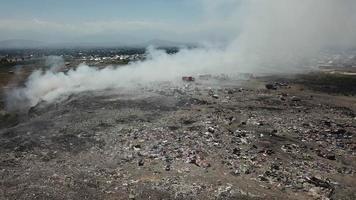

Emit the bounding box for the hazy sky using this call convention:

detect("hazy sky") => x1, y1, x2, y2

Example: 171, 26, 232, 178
0, 0, 243, 44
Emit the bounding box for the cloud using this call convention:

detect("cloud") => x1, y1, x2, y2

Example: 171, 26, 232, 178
0, 17, 239, 43
0, 0, 246, 43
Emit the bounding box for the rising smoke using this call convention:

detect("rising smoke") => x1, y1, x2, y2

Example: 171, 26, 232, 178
6, 0, 356, 110
45, 56, 65, 72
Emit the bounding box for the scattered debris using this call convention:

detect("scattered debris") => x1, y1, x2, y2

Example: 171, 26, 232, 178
212, 94, 219, 99
265, 83, 277, 90
198, 74, 212, 80
207, 127, 215, 133
305, 176, 332, 189
291, 96, 302, 102
182, 76, 195, 82
1, 74, 355, 199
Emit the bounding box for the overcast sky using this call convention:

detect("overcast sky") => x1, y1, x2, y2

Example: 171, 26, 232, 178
0, 0, 244, 44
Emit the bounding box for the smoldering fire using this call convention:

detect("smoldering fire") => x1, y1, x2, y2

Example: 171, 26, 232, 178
6, 0, 356, 109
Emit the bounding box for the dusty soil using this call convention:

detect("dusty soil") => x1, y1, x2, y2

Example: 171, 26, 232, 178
0, 74, 355, 200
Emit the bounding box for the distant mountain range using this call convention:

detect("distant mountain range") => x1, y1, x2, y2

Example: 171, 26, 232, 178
0, 39, 196, 49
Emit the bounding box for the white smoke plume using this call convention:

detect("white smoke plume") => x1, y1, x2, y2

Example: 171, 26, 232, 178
6, 0, 356, 110
44, 56, 65, 72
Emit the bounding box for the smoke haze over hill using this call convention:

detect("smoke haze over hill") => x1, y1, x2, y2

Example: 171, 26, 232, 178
6, 0, 356, 109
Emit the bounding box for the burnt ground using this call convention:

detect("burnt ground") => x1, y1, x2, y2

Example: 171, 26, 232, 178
0, 74, 356, 200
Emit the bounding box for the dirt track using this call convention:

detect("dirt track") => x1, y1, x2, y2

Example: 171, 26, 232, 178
0, 75, 355, 199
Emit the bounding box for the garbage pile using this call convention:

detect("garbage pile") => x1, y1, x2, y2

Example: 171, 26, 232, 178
0, 74, 355, 199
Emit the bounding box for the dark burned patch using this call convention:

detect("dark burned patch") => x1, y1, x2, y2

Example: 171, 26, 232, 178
247, 106, 284, 111
70, 173, 102, 199
28, 119, 55, 130
168, 125, 180, 131
5, 187, 62, 200
27, 92, 180, 118
251, 130, 303, 155
130, 182, 263, 200
131, 185, 174, 200
0, 111, 19, 128
295, 73, 356, 95
65, 95, 178, 112
177, 97, 211, 107
115, 113, 161, 123
109, 98, 177, 111
0, 158, 20, 168
332, 106, 355, 117
94, 121, 113, 129
27, 99, 72, 118
0, 136, 40, 152
186, 125, 203, 131
181, 118, 197, 125
1, 130, 17, 138
51, 133, 105, 153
